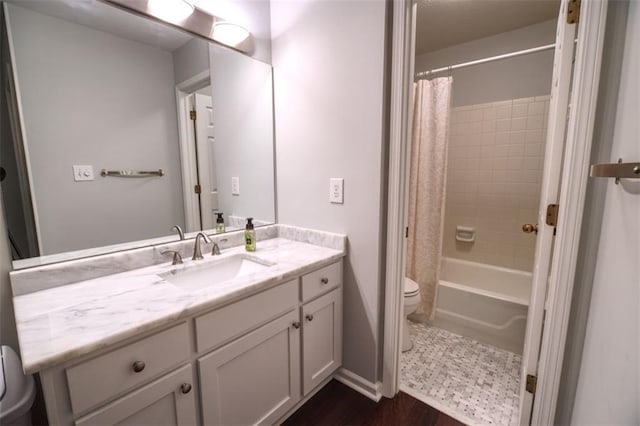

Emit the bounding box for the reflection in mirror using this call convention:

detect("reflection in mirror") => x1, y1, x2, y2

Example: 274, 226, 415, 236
0, 0, 275, 265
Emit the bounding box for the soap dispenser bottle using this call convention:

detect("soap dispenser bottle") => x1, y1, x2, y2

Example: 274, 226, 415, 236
215, 212, 226, 234
244, 217, 256, 252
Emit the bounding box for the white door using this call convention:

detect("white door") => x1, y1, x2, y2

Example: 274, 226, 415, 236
193, 92, 218, 230
519, 1, 577, 423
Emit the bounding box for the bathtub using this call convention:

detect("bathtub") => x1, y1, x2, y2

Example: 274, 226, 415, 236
430, 257, 531, 354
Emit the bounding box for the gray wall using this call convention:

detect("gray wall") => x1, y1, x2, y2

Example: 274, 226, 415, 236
566, 1, 640, 424
173, 37, 210, 84
271, 0, 388, 383
415, 20, 556, 107
210, 43, 275, 224
7, 4, 184, 255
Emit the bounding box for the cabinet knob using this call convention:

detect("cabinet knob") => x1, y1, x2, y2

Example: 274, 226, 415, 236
292, 322, 301, 329
181, 383, 192, 394
320, 277, 329, 285
305, 314, 314, 322
132, 361, 146, 373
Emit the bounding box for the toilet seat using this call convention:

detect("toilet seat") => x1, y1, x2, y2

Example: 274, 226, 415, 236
404, 278, 419, 297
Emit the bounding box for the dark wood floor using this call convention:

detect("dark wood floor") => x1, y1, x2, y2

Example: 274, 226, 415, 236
283, 380, 466, 426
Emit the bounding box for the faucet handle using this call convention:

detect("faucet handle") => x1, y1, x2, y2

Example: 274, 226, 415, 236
211, 239, 228, 256
161, 250, 183, 265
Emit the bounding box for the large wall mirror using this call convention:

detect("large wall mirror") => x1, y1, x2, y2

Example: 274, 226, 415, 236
0, 0, 276, 267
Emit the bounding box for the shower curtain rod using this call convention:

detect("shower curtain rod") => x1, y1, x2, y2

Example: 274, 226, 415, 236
415, 43, 556, 79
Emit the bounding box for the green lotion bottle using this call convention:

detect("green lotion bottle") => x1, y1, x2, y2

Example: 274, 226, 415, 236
244, 217, 256, 252
215, 212, 225, 234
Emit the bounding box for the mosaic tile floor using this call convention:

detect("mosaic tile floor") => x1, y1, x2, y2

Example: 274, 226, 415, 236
400, 322, 522, 426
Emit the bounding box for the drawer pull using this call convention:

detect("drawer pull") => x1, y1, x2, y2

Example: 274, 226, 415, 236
132, 361, 146, 373
305, 314, 314, 322
320, 277, 329, 285
180, 383, 192, 394
292, 322, 301, 329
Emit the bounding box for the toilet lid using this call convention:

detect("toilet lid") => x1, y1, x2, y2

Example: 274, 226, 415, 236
404, 278, 419, 295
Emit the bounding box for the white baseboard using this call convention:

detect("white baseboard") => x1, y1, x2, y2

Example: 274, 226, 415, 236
334, 368, 383, 402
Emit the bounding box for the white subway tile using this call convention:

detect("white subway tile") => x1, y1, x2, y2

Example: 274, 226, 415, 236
527, 115, 544, 130
481, 132, 496, 145
508, 145, 525, 157
509, 131, 526, 145
535, 95, 551, 102
470, 108, 484, 122
496, 119, 511, 132
512, 117, 527, 131
482, 120, 497, 133
495, 144, 510, 157
492, 100, 513, 108
512, 103, 529, 118
513, 97, 534, 104
495, 132, 510, 144
525, 129, 544, 143
496, 105, 512, 119
483, 107, 497, 121
528, 101, 545, 115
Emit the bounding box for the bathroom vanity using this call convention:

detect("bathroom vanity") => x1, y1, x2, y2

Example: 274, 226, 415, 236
10, 226, 346, 425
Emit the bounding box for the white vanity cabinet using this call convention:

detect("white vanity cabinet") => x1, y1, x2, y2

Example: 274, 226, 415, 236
38, 259, 343, 426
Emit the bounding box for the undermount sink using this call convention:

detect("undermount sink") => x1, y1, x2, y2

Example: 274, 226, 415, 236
160, 255, 274, 291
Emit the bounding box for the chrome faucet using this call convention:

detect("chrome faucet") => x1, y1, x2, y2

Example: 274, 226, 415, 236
192, 232, 212, 260
172, 225, 185, 241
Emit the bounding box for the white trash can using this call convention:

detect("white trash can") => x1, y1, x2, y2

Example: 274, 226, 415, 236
0, 346, 36, 426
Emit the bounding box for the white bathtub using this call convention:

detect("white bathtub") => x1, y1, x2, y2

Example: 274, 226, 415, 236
430, 257, 531, 354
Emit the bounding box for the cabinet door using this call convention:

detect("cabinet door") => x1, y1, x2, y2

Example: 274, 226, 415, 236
302, 288, 343, 394
199, 310, 301, 425
75, 365, 196, 426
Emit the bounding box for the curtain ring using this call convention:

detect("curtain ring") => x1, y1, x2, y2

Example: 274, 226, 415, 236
447, 65, 453, 77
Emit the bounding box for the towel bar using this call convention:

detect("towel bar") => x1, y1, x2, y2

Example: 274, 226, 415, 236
101, 169, 164, 178
589, 159, 640, 184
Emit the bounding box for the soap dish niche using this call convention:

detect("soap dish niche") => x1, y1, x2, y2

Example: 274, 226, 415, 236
455, 226, 475, 243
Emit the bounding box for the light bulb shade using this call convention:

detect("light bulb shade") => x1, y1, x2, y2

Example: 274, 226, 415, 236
212, 21, 250, 48
147, 0, 194, 23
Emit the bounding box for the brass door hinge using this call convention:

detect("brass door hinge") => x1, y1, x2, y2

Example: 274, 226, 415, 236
405, 227, 409, 238
194, 184, 201, 194
546, 204, 559, 227
567, 0, 580, 24
526, 374, 537, 394
190, 110, 197, 121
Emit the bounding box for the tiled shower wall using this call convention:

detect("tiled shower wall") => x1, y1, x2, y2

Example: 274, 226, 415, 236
444, 95, 550, 271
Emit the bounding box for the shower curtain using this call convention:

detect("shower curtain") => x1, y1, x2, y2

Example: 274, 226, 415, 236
406, 77, 452, 321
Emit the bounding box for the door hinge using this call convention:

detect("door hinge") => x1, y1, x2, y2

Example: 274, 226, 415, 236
405, 227, 409, 238
567, 0, 580, 24
546, 204, 559, 227
194, 184, 201, 194
526, 374, 537, 394
189, 110, 197, 121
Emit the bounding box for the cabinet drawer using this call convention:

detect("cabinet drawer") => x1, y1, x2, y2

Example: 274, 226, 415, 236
301, 260, 342, 302
66, 323, 190, 415
195, 279, 298, 353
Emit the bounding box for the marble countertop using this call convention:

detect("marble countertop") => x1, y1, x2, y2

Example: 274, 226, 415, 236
13, 237, 345, 374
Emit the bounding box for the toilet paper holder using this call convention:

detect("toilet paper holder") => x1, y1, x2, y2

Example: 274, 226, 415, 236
455, 226, 475, 243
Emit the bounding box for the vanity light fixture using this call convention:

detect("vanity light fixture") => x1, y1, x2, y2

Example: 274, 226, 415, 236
147, 0, 195, 23
212, 21, 251, 48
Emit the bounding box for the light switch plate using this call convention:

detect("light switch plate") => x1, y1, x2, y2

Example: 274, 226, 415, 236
72, 165, 94, 181
231, 177, 240, 195
329, 178, 344, 204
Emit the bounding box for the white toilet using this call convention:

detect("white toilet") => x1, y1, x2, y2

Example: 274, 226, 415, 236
402, 277, 421, 352
0, 346, 35, 426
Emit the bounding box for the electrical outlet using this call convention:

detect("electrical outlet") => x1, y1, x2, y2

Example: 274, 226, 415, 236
72, 165, 94, 181
329, 178, 344, 204
231, 177, 240, 195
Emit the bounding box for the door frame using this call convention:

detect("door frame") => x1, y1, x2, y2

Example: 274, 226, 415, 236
382, 2, 608, 424
175, 71, 210, 233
